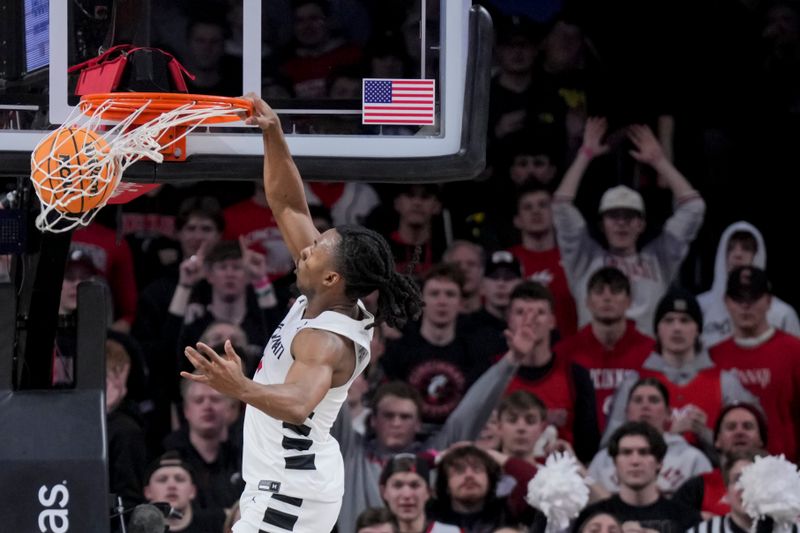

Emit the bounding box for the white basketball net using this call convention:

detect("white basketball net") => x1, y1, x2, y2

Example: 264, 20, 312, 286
31, 96, 247, 233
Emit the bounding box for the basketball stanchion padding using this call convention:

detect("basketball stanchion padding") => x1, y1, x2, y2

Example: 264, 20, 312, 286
29, 93, 252, 233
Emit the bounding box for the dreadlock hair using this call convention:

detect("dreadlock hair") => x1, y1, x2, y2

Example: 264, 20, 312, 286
334, 225, 422, 330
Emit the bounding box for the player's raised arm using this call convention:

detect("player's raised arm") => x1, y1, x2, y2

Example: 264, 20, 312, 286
244, 94, 320, 261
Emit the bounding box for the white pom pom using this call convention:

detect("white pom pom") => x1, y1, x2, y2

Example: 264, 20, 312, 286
739, 454, 800, 528
526, 452, 590, 533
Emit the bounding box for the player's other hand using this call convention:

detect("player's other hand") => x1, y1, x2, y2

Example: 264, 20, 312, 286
182, 340, 246, 398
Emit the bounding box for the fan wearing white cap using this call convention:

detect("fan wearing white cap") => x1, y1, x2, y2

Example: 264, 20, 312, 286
552, 117, 706, 334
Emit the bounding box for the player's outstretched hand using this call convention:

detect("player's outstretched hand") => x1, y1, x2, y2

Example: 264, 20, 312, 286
182, 340, 246, 398
243, 92, 281, 132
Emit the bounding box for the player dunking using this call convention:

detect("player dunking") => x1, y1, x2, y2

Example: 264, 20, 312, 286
182, 95, 423, 533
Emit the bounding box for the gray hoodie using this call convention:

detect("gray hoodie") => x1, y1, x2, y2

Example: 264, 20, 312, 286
697, 221, 800, 348
330, 357, 517, 533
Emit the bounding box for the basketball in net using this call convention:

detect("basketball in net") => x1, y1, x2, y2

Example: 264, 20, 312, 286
29, 92, 251, 232
30, 127, 117, 214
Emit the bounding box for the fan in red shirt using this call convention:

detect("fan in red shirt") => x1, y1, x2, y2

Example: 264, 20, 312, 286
710, 266, 800, 462
673, 403, 768, 517
222, 182, 295, 282
509, 183, 578, 338
499, 280, 600, 464
280, 0, 362, 98
388, 184, 447, 279
554, 267, 654, 429
72, 221, 138, 331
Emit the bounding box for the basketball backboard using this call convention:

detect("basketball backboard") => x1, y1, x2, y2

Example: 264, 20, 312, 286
0, 0, 492, 182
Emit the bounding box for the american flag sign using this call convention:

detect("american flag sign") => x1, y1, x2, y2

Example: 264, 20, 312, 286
362, 78, 436, 126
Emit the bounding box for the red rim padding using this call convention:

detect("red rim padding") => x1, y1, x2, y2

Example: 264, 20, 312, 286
79, 92, 253, 124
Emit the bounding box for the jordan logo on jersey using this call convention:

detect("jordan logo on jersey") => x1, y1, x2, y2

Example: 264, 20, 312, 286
270, 322, 285, 359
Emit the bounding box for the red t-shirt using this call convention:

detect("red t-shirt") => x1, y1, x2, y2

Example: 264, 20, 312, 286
509, 245, 578, 337
223, 199, 294, 280
701, 469, 729, 516
505, 355, 577, 444
72, 223, 137, 325
640, 366, 723, 445
710, 330, 800, 461
555, 322, 655, 429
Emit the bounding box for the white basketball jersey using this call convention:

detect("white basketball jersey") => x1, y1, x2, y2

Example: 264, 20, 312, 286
241, 295, 373, 501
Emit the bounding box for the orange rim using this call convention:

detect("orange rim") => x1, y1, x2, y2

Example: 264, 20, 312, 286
79, 92, 253, 124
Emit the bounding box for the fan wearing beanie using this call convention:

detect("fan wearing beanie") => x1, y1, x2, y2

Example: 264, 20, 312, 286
602, 288, 758, 455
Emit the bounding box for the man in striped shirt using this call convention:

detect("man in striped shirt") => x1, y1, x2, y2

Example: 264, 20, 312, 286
687, 450, 799, 533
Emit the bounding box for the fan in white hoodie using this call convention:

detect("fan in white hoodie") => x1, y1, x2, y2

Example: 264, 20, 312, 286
697, 221, 800, 348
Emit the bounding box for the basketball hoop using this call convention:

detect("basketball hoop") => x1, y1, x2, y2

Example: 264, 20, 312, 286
30, 92, 252, 233
78, 92, 251, 124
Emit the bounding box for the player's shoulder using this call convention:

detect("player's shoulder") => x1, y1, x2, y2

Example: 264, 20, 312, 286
293, 327, 353, 357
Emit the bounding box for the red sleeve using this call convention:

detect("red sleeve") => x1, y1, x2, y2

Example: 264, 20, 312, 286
793, 340, 800, 460
504, 457, 538, 519
109, 238, 137, 325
